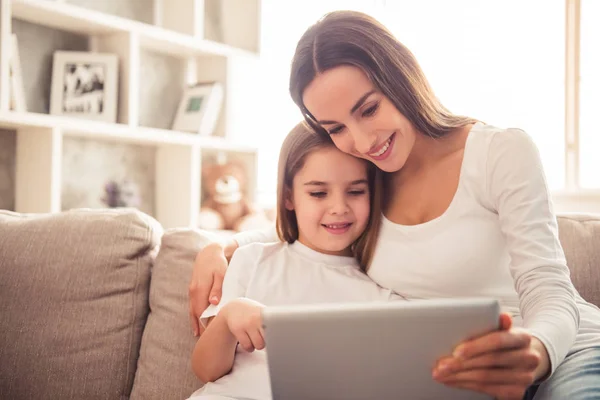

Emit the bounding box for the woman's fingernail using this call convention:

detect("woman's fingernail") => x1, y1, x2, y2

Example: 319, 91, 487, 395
210, 296, 218, 303
438, 361, 451, 372
453, 345, 465, 359
193, 328, 198, 336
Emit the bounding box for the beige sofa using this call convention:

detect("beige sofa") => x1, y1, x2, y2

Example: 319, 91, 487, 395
0, 208, 598, 400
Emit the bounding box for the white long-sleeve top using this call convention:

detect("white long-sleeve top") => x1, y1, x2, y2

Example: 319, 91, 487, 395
234, 123, 600, 376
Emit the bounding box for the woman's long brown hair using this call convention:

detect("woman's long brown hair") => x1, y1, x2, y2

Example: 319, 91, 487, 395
289, 10, 477, 139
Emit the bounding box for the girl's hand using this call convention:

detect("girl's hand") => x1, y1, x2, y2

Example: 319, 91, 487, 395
189, 241, 237, 336
433, 313, 549, 400
222, 298, 266, 352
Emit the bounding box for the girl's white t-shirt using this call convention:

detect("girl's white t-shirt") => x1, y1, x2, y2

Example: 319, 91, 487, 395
232, 123, 600, 378
190, 241, 401, 400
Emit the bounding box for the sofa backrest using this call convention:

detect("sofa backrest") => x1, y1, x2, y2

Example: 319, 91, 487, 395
0, 209, 161, 400
130, 228, 226, 400
557, 214, 600, 308
0, 209, 597, 400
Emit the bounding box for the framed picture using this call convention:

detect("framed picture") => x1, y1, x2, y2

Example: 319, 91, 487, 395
172, 82, 224, 136
9, 34, 26, 112
50, 51, 119, 123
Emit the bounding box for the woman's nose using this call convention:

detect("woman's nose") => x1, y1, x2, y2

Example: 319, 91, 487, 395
350, 129, 377, 155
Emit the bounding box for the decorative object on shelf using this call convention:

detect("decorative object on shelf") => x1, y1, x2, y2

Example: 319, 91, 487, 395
50, 51, 119, 123
172, 82, 223, 136
101, 179, 141, 208
198, 156, 269, 231
9, 34, 27, 112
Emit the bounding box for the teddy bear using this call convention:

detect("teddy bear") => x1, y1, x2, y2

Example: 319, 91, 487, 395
197, 160, 271, 232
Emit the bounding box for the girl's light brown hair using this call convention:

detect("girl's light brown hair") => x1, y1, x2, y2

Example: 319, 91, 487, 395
289, 10, 477, 138
276, 121, 382, 271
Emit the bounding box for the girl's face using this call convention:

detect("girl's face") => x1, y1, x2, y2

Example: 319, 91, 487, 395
303, 65, 417, 173
286, 146, 371, 256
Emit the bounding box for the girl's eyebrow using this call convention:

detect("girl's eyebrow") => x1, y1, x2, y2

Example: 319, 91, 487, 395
317, 90, 377, 125
304, 181, 326, 186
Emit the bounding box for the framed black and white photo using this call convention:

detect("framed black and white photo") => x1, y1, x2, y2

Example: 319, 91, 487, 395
50, 51, 118, 123
172, 82, 224, 136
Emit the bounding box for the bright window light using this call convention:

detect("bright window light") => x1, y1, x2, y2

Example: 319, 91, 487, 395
579, 0, 600, 188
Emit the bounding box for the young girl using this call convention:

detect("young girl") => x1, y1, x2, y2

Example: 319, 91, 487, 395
191, 10, 600, 400
188, 122, 401, 400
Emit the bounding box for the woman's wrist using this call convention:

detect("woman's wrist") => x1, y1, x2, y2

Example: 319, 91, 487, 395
530, 336, 551, 381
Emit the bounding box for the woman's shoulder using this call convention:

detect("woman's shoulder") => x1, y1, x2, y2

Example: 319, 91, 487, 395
466, 123, 540, 174
468, 122, 536, 153
459, 123, 541, 208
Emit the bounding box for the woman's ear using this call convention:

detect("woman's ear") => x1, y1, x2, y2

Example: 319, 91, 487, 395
284, 188, 294, 211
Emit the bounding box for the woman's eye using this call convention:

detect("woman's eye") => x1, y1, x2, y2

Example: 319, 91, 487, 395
328, 125, 344, 135
362, 103, 379, 117
310, 192, 327, 198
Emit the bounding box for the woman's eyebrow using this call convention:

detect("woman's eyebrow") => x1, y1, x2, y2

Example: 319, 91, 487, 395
350, 90, 376, 114
317, 90, 377, 125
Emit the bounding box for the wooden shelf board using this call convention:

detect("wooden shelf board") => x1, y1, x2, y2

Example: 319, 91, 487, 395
12, 0, 123, 35
0, 111, 257, 152
11, 0, 258, 59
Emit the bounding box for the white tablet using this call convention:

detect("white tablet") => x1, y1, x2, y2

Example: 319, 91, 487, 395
262, 298, 500, 400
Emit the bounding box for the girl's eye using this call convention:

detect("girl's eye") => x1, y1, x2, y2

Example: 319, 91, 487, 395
328, 125, 344, 135
362, 103, 379, 118
348, 190, 367, 196
310, 192, 326, 198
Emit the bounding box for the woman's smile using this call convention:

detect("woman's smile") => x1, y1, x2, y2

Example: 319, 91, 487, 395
367, 132, 396, 161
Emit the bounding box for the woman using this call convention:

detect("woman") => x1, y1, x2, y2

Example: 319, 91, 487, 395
189, 11, 600, 400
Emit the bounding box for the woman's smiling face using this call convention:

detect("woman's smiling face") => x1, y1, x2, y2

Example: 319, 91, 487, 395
302, 65, 418, 173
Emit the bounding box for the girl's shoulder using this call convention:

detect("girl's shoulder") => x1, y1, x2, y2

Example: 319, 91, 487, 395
235, 241, 288, 264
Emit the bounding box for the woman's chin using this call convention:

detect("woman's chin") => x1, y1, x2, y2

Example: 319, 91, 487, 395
374, 157, 406, 173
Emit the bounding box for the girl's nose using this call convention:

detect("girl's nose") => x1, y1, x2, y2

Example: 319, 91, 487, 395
329, 195, 350, 215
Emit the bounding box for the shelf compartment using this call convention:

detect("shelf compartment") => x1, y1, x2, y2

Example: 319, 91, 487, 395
137, 49, 186, 131
61, 136, 156, 217
11, 18, 89, 114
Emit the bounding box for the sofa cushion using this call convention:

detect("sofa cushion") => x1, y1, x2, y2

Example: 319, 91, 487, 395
557, 214, 600, 308
0, 208, 161, 400
131, 229, 226, 400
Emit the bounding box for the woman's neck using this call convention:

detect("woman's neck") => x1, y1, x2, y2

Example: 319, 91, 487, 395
394, 124, 472, 181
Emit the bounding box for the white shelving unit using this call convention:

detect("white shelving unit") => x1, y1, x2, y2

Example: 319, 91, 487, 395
0, 0, 262, 229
